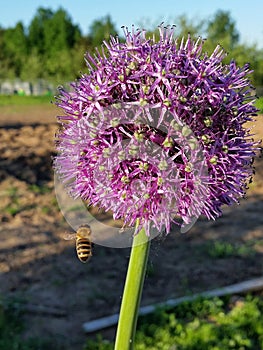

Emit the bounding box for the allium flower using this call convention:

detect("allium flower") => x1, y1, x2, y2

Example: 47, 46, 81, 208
54, 26, 258, 236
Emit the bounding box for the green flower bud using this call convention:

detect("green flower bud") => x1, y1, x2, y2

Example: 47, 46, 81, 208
121, 175, 130, 184
110, 118, 119, 127
222, 145, 229, 153
201, 134, 211, 144
103, 147, 110, 158
185, 163, 193, 173
139, 98, 148, 106
204, 116, 212, 127
134, 131, 144, 142
163, 98, 171, 107
182, 125, 192, 137
210, 156, 218, 165
118, 74, 125, 82
162, 136, 173, 148
158, 160, 168, 170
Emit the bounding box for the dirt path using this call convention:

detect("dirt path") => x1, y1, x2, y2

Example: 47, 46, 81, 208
0, 104, 57, 126
0, 107, 262, 349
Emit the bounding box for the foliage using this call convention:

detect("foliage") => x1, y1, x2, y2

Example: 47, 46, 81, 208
0, 7, 117, 84
89, 15, 118, 48
204, 241, 254, 259
0, 8, 263, 88
140, 10, 263, 90
0, 95, 51, 106
0, 298, 62, 350
84, 295, 263, 350
256, 97, 263, 114
206, 10, 239, 51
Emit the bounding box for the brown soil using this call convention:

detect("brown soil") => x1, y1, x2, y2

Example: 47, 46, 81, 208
0, 107, 262, 349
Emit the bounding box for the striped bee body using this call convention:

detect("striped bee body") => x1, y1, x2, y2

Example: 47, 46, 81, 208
76, 231, 92, 263
64, 224, 92, 263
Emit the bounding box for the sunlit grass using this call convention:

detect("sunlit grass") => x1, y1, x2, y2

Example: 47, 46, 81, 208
204, 240, 255, 258
255, 97, 263, 114
0, 95, 52, 106
0, 95, 262, 110
85, 294, 263, 350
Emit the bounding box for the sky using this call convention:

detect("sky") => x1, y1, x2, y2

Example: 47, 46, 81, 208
0, 0, 262, 48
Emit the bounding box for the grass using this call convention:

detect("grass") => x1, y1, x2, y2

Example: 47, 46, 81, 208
1, 186, 20, 216
0, 95, 53, 106
255, 97, 263, 114
84, 294, 263, 350
204, 240, 255, 259
0, 95, 262, 111
1, 288, 263, 350
1, 185, 52, 216
28, 184, 52, 195
0, 297, 62, 350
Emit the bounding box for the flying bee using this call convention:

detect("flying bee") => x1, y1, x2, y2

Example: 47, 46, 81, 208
64, 224, 92, 263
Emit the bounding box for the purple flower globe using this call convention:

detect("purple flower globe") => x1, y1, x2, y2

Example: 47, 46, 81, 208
54, 26, 258, 236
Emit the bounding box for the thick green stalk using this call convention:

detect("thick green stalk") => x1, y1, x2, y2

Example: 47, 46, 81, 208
114, 226, 150, 350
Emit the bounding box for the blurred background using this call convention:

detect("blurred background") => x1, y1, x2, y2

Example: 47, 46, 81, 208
0, 0, 262, 92
0, 1, 263, 349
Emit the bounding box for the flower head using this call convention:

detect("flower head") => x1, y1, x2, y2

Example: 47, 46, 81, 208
54, 25, 259, 236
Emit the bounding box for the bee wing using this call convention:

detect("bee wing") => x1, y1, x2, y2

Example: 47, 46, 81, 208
54, 173, 93, 232
63, 233, 76, 241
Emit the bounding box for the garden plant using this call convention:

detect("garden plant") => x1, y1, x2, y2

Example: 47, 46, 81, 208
54, 25, 259, 349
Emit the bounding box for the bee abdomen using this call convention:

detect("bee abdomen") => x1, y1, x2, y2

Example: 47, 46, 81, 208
76, 238, 92, 263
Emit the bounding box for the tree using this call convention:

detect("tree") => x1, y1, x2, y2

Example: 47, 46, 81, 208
175, 14, 205, 39
206, 10, 239, 51
42, 8, 81, 55
89, 15, 118, 47
231, 44, 263, 87
0, 7, 261, 89
27, 7, 82, 82
2, 22, 27, 76
20, 48, 44, 81
28, 8, 53, 54
0, 27, 8, 79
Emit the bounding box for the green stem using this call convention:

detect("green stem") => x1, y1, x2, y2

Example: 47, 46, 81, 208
114, 226, 150, 350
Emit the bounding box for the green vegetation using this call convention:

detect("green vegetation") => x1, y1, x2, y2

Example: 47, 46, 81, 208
0, 8, 262, 89
1, 184, 52, 216
256, 97, 263, 114
28, 184, 52, 194
0, 95, 52, 106
2, 293, 263, 349
139, 10, 263, 91
0, 8, 117, 85
1, 186, 20, 216
84, 295, 263, 350
0, 298, 62, 350
204, 240, 254, 259
0, 93, 261, 113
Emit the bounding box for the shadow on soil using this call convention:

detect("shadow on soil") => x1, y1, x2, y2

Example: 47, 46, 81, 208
0, 122, 262, 348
